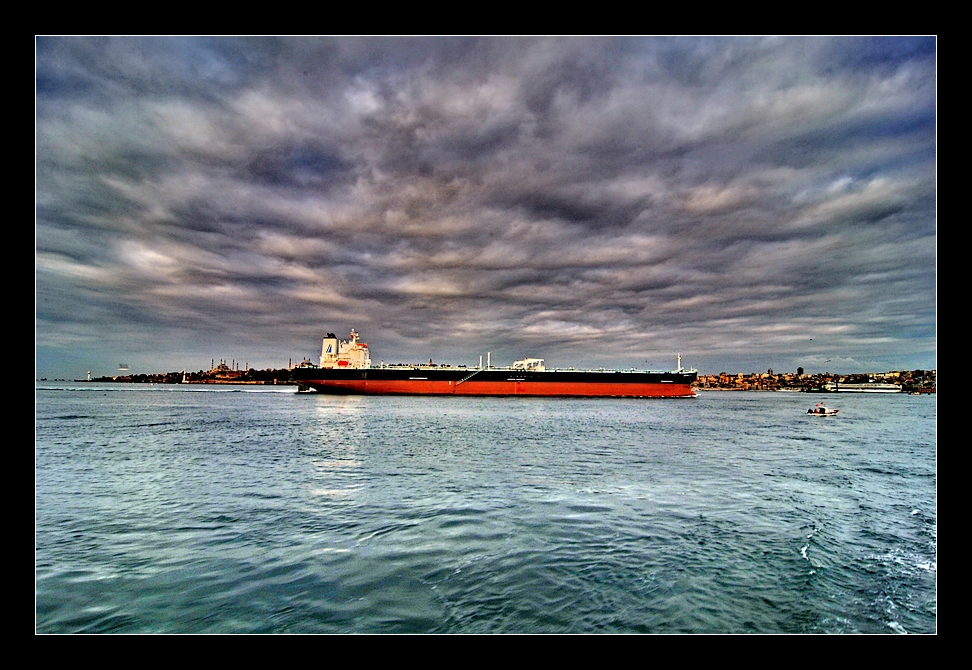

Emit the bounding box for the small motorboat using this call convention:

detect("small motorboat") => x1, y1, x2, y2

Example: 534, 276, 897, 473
807, 403, 839, 416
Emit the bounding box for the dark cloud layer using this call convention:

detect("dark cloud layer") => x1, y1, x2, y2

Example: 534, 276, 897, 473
36, 37, 936, 377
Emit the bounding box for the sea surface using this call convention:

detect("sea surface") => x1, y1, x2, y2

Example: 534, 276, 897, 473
35, 383, 937, 634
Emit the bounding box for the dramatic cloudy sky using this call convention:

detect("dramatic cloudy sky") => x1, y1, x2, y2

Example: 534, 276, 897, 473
36, 37, 936, 378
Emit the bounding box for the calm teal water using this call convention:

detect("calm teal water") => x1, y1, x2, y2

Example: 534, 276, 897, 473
35, 384, 936, 633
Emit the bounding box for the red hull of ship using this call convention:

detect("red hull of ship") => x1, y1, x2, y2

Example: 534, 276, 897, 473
304, 379, 695, 397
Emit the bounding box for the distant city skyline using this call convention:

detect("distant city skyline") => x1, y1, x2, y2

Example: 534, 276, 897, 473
36, 37, 936, 379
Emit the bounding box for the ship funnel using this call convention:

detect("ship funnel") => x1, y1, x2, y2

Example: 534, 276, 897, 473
320, 334, 340, 368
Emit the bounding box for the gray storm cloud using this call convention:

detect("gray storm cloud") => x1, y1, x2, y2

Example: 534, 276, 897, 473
36, 36, 936, 377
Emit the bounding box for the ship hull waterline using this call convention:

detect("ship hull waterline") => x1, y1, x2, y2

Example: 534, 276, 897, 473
290, 369, 697, 398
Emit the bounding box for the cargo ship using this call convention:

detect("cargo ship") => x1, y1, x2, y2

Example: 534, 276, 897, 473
289, 329, 697, 397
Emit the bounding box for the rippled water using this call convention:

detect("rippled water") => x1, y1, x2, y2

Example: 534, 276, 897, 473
35, 384, 936, 633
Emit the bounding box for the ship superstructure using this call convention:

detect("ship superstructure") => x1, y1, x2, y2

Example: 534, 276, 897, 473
293, 329, 697, 398
320, 329, 371, 369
